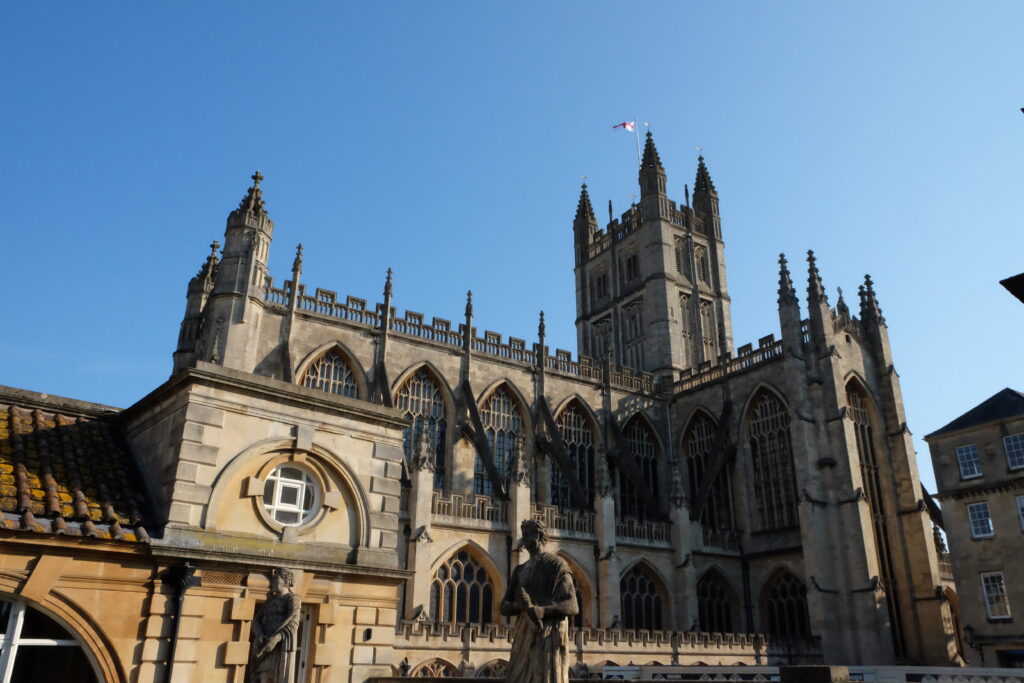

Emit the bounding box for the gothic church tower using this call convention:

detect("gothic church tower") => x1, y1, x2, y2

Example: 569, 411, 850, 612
574, 132, 733, 379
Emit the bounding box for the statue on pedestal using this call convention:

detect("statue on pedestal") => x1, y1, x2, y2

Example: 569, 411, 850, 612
501, 519, 579, 683
247, 567, 302, 683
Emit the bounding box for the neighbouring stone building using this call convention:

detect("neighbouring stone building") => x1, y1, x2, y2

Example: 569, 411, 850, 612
0, 132, 963, 681
926, 389, 1024, 668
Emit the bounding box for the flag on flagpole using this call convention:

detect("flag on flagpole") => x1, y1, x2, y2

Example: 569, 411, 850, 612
612, 121, 635, 132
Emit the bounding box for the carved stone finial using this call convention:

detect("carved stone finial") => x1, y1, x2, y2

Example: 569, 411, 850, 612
292, 244, 303, 275
384, 267, 393, 299
252, 169, 264, 186
538, 311, 546, 339
465, 290, 473, 318
210, 240, 220, 257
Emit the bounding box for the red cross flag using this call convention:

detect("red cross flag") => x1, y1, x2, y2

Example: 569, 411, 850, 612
612, 121, 635, 132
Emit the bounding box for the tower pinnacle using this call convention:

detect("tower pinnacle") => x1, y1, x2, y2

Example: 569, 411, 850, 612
694, 156, 716, 196
235, 170, 268, 218
807, 250, 828, 305
640, 131, 663, 172
778, 253, 798, 306
574, 183, 596, 225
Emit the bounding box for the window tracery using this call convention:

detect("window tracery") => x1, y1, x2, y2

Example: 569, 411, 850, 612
301, 350, 358, 398
396, 369, 448, 489
552, 403, 595, 510
620, 564, 664, 631
685, 413, 734, 531
747, 391, 798, 530
476, 387, 523, 497
617, 418, 658, 519
429, 550, 494, 626
761, 571, 810, 639
697, 570, 735, 633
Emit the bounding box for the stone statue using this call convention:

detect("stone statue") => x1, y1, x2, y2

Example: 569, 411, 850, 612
500, 519, 579, 683
247, 567, 302, 683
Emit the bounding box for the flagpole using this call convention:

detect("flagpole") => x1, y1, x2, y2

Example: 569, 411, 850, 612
634, 116, 641, 161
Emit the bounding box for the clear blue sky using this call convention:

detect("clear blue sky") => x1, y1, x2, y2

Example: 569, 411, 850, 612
2, 2, 1022, 493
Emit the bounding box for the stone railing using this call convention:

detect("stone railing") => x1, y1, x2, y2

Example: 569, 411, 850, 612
263, 279, 657, 393
431, 492, 508, 526
667, 338, 784, 395
615, 517, 671, 545
702, 527, 742, 551
532, 504, 595, 537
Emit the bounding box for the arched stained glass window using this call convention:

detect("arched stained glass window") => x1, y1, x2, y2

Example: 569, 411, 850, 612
396, 369, 448, 489
684, 413, 734, 531
762, 571, 810, 639
302, 350, 359, 398
617, 418, 658, 519
552, 403, 595, 510
697, 569, 735, 633
429, 550, 494, 626
847, 382, 905, 658
476, 387, 522, 497
620, 564, 664, 631
747, 392, 798, 530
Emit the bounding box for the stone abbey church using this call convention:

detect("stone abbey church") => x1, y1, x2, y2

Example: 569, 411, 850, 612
0, 133, 961, 682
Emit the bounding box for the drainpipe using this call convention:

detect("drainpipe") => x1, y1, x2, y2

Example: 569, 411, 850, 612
160, 561, 201, 683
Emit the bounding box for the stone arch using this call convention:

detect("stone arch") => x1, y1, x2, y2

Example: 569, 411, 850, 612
429, 543, 500, 626
202, 437, 370, 548
0, 581, 121, 683
476, 378, 534, 435
617, 413, 663, 519
391, 361, 457, 420
550, 396, 600, 510
474, 380, 532, 496
618, 560, 669, 631
410, 657, 458, 677
742, 387, 798, 531
476, 659, 508, 678
553, 394, 601, 433
758, 567, 811, 639
391, 362, 455, 489
294, 340, 369, 400
556, 550, 595, 627
738, 382, 790, 428
696, 566, 740, 633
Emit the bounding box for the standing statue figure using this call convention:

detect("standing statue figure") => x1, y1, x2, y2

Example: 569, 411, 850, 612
501, 519, 579, 683
247, 567, 302, 683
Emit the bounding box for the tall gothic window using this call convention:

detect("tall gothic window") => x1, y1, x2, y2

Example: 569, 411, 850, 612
695, 245, 709, 283
700, 301, 717, 360
552, 402, 595, 510
761, 571, 810, 639
747, 391, 798, 530
617, 418, 658, 519
685, 413, 734, 531
623, 303, 644, 370
395, 369, 448, 489
847, 382, 905, 657
302, 350, 359, 398
620, 564, 664, 631
697, 569, 735, 633
476, 386, 523, 496
430, 549, 494, 625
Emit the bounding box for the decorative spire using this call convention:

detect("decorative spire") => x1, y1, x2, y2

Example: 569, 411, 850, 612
640, 131, 663, 172
465, 290, 473, 319
860, 274, 886, 325
197, 240, 220, 282
836, 287, 850, 318
383, 267, 393, 299
777, 253, 798, 306
235, 169, 268, 217
694, 155, 716, 195
291, 243, 303, 276
807, 250, 828, 305
538, 310, 546, 339
684, 183, 690, 208
574, 183, 596, 225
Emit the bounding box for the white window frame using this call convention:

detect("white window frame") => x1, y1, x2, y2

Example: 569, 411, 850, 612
263, 465, 321, 527
1004, 433, 1024, 470
967, 501, 994, 539
956, 444, 982, 479
0, 598, 99, 682
981, 572, 1011, 620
